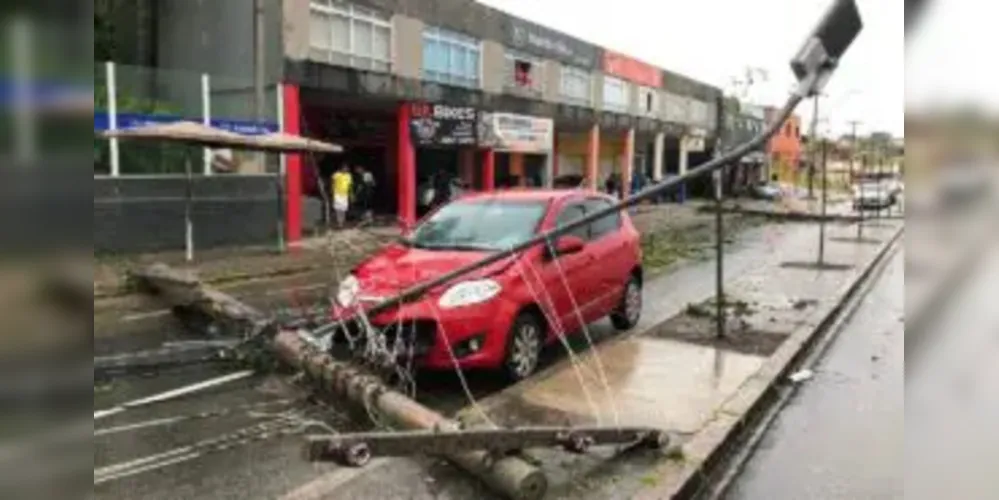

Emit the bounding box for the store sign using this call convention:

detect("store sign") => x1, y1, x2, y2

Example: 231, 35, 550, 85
94, 112, 279, 135
603, 51, 662, 88
479, 112, 554, 153
409, 103, 478, 147
505, 19, 599, 69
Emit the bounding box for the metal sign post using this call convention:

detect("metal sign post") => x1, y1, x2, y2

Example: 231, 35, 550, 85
714, 167, 726, 339
818, 138, 828, 265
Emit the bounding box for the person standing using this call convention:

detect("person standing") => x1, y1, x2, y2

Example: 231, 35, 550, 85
353, 165, 376, 224
331, 164, 353, 229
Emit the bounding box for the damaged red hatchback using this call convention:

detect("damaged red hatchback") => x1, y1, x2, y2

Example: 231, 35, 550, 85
333, 190, 643, 381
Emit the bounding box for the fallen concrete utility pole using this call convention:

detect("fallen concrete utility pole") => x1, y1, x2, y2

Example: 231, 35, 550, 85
272, 330, 548, 500
136, 264, 548, 500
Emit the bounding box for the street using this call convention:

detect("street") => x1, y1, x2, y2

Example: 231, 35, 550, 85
726, 233, 999, 500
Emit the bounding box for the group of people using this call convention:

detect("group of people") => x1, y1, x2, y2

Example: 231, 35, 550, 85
330, 164, 377, 228
603, 171, 651, 199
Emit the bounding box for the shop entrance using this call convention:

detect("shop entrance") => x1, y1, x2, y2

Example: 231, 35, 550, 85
495, 153, 546, 188
299, 91, 397, 229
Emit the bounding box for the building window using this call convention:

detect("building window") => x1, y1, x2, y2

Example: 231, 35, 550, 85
602, 76, 629, 112
309, 1, 392, 72
504, 50, 544, 94
422, 27, 481, 88
638, 86, 658, 116
561, 66, 592, 105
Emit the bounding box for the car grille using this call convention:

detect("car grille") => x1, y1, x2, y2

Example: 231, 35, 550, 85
375, 320, 438, 357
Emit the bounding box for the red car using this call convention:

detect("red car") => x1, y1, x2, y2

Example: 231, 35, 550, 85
333, 190, 643, 381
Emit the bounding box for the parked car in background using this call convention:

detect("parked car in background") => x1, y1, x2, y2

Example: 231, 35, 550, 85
853, 182, 895, 211
749, 182, 783, 200
333, 190, 644, 381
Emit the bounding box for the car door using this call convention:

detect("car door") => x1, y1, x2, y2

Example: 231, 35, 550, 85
582, 197, 629, 316
537, 199, 594, 336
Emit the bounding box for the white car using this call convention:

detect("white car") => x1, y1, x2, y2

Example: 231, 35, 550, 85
853, 183, 895, 211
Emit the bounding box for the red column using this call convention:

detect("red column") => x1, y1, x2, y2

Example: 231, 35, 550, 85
586, 125, 600, 191
282, 84, 303, 244
482, 149, 496, 191
397, 103, 417, 231
621, 128, 635, 199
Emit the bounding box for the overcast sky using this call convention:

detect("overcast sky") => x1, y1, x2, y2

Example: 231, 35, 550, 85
478, 0, 904, 138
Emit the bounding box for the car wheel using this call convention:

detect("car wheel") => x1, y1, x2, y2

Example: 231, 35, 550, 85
502, 313, 544, 382
611, 275, 643, 331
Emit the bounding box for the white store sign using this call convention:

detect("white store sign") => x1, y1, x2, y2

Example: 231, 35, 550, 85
479, 112, 555, 153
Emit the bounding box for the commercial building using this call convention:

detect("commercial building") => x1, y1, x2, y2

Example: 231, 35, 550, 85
94, 0, 725, 251
765, 107, 803, 185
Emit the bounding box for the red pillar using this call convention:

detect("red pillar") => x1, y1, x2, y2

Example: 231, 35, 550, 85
586, 125, 600, 191
282, 84, 303, 243
482, 149, 496, 191
397, 103, 417, 231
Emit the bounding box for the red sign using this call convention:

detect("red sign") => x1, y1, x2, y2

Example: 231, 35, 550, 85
603, 51, 662, 88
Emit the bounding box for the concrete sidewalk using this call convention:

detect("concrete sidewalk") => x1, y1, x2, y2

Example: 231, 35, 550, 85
304, 219, 903, 500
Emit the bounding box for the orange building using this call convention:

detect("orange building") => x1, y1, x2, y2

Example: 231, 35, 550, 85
765, 108, 803, 184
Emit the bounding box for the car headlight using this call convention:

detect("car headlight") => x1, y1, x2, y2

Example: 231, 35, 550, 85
438, 279, 502, 309
336, 275, 360, 307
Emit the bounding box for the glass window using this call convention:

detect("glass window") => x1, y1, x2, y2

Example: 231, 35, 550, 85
354, 21, 372, 58
561, 66, 592, 105
406, 199, 548, 251
603, 76, 629, 112
310, 12, 332, 49
422, 26, 481, 88
554, 203, 589, 241
309, 1, 391, 71
584, 198, 621, 240
505, 51, 543, 94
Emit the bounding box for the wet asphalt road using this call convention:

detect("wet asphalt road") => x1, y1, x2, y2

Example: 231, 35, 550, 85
724, 242, 905, 500
727, 236, 999, 500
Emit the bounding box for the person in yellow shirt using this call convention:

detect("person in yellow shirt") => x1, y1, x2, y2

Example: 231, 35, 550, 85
331, 164, 353, 228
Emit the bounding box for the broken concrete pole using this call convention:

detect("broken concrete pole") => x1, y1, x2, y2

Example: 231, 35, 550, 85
273, 330, 548, 500
136, 263, 547, 500
132, 263, 271, 338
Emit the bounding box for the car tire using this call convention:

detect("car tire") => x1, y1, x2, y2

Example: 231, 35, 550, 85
611, 275, 643, 331
502, 313, 544, 382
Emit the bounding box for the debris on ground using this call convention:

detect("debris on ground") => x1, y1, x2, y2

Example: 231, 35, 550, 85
789, 369, 815, 384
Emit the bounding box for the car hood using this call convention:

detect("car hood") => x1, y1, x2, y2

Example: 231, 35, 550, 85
351, 244, 514, 298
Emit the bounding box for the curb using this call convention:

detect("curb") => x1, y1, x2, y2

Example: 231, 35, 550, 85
697, 206, 860, 224
634, 222, 905, 500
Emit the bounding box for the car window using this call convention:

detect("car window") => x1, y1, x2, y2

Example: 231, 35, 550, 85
553, 203, 589, 242
406, 199, 548, 251
584, 198, 621, 240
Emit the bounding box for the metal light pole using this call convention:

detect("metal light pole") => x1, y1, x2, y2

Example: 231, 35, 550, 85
714, 166, 725, 339
807, 95, 820, 199
849, 121, 865, 239
818, 137, 829, 264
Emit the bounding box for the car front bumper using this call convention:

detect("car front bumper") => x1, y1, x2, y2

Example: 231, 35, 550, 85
330, 295, 523, 371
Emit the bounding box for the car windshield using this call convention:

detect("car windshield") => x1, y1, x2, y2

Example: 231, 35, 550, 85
404, 199, 548, 251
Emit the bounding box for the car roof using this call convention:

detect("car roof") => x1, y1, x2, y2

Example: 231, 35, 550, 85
459, 189, 612, 203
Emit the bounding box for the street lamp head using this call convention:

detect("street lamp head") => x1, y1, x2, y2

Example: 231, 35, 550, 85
790, 0, 864, 98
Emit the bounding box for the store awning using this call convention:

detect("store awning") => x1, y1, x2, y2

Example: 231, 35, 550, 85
101, 121, 342, 154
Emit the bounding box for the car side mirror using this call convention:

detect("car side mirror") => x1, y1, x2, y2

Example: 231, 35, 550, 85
550, 235, 585, 258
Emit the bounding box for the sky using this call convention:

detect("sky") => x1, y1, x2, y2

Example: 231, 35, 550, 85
477, 0, 905, 138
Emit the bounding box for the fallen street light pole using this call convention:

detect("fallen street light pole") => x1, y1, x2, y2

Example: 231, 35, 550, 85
305, 426, 669, 467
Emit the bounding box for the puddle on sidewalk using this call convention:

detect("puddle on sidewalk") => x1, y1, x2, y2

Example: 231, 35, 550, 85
479, 337, 766, 434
